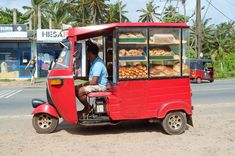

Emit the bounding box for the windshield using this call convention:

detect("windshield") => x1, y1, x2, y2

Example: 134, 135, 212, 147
53, 40, 71, 69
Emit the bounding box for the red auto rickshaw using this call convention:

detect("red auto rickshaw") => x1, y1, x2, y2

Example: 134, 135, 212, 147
190, 59, 214, 83
31, 23, 193, 135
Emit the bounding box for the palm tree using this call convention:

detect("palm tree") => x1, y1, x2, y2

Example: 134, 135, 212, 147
163, 5, 177, 18
137, 0, 160, 22
190, 18, 215, 58
69, 0, 90, 26
23, 0, 50, 30
45, 1, 70, 29
210, 22, 235, 60
0, 8, 28, 24
106, 1, 129, 23
87, 0, 108, 24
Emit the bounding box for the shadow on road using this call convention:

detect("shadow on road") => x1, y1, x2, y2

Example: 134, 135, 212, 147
56, 120, 164, 135
190, 81, 212, 84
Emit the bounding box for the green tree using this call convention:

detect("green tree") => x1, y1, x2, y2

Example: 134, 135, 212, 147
161, 5, 191, 23
87, 0, 108, 24
190, 18, 215, 58
68, 0, 90, 26
106, 1, 129, 23
23, 0, 50, 30
137, 0, 160, 22
210, 22, 235, 60
45, 1, 70, 29
0, 8, 27, 24
163, 5, 177, 18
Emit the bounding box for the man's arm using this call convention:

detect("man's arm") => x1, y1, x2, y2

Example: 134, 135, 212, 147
80, 76, 98, 87
89, 76, 99, 85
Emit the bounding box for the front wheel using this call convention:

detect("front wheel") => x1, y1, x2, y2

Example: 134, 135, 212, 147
161, 111, 187, 135
196, 77, 202, 84
32, 113, 59, 134
209, 79, 214, 83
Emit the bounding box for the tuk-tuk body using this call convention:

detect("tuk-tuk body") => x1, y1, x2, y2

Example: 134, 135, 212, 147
190, 59, 214, 83
32, 23, 193, 135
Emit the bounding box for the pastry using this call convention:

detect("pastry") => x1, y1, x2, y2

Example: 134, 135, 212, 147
119, 64, 147, 79
152, 34, 176, 44
173, 63, 180, 72
119, 49, 126, 56
119, 33, 144, 38
150, 65, 180, 77
119, 49, 143, 56
149, 48, 172, 56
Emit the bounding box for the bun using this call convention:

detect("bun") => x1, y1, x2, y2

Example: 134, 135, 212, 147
119, 49, 144, 57
150, 65, 179, 77
119, 33, 144, 38
149, 48, 172, 56
119, 64, 147, 79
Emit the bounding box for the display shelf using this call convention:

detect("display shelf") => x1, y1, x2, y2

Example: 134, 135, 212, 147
149, 55, 174, 59
119, 55, 146, 60
119, 59, 147, 63
119, 38, 146, 43
118, 40, 186, 45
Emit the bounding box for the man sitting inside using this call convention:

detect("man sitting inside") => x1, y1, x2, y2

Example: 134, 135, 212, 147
75, 41, 108, 114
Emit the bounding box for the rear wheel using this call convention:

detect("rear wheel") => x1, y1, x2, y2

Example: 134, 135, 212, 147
32, 113, 58, 134
196, 77, 202, 84
209, 79, 214, 83
161, 111, 187, 135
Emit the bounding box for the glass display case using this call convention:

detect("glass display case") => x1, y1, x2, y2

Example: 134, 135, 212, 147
118, 28, 148, 79
149, 28, 181, 78
117, 27, 189, 80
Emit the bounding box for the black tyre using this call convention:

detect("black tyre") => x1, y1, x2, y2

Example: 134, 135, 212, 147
196, 77, 202, 84
161, 111, 187, 135
32, 113, 58, 134
209, 79, 214, 83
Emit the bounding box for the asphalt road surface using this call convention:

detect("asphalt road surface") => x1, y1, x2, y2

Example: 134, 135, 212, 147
0, 79, 234, 156
0, 79, 234, 116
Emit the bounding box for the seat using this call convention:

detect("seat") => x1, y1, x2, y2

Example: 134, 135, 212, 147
87, 92, 111, 97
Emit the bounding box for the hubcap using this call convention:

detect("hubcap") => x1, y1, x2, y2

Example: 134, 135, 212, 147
168, 115, 182, 130
37, 114, 52, 129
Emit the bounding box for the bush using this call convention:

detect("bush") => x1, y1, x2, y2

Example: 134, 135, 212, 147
214, 52, 235, 78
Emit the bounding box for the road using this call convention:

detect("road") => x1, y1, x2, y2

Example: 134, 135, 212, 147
0, 79, 234, 156
0, 79, 234, 116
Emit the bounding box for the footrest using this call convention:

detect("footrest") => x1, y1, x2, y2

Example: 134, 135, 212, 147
87, 92, 111, 97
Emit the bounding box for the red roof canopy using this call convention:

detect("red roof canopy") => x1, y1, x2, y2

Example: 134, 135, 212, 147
68, 22, 189, 40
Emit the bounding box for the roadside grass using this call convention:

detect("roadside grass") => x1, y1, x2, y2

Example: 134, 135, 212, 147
0, 79, 16, 82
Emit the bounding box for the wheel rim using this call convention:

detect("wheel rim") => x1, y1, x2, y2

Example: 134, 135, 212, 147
37, 114, 53, 129
168, 115, 182, 130
197, 78, 201, 83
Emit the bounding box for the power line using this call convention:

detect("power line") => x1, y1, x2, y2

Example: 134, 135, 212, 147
205, 0, 233, 21
203, 0, 212, 20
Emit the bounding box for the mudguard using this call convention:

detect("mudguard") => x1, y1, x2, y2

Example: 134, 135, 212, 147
157, 101, 192, 118
32, 103, 59, 118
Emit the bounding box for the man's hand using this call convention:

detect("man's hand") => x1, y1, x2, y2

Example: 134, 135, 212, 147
89, 76, 99, 85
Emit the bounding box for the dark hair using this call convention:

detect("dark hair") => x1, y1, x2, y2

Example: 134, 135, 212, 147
87, 43, 99, 55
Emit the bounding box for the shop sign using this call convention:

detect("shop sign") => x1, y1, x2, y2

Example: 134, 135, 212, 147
0, 24, 27, 38
0, 24, 26, 33
37, 29, 68, 42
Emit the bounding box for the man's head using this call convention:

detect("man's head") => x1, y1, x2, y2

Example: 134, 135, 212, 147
87, 43, 99, 62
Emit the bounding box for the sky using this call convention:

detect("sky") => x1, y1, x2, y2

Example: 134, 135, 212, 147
0, 0, 235, 25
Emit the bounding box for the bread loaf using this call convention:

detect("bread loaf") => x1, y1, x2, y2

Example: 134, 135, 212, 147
119, 64, 147, 79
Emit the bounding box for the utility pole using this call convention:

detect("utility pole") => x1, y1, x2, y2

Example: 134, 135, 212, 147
119, 0, 122, 22
38, 4, 41, 29
195, 0, 202, 59
13, 8, 17, 24
181, 0, 186, 22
